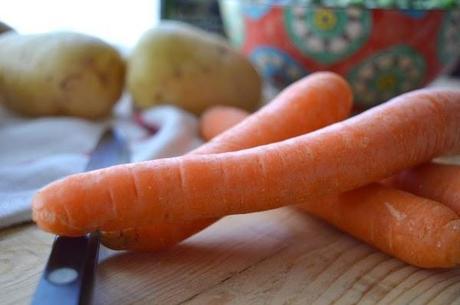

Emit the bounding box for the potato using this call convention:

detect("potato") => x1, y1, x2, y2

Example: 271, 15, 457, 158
128, 21, 261, 115
0, 32, 125, 119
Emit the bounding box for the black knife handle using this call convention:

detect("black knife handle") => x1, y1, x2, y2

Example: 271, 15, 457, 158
31, 128, 130, 305
31, 233, 100, 305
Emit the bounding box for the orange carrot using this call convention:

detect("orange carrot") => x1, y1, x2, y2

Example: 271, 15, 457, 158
200, 106, 249, 141
201, 108, 248, 140
32, 89, 460, 237
388, 163, 460, 214
100, 72, 352, 250
186, 105, 460, 268
106, 104, 460, 268
296, 184, 460, 268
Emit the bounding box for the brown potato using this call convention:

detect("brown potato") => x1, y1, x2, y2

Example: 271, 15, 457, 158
0, 32, 125, 119
128, 21, 262, 115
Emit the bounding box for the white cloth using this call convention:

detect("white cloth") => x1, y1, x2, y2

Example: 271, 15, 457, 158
0, 99, 203, 229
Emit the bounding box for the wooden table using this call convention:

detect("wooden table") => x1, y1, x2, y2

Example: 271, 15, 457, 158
2, 79, 460, 305
3, 194, 460, 305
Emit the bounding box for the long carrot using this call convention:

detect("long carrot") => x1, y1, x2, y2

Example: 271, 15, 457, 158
388, 163, 460, 214
200, 106, 460, 268
296, 185, 460, 268
32, 89, 460, 236
101, 72, 353, 250
200, 105, 249, 141
179, 105, 460, 267
107, 104, 460, 268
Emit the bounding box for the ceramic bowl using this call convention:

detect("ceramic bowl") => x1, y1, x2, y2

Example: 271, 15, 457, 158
220, 0, 460, 110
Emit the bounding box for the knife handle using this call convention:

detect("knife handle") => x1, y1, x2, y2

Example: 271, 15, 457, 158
31, 233, 100, 305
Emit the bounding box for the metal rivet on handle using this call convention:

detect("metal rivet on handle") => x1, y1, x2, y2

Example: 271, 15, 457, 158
47, 267, 78, 285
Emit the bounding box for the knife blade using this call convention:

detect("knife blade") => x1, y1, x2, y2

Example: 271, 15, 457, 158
31, 128, 130, 305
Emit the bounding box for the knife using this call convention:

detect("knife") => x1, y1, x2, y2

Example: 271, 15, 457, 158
31, 128, 130, 305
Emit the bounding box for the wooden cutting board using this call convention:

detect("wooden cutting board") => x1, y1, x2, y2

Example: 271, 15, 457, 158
2, 205, 460, 305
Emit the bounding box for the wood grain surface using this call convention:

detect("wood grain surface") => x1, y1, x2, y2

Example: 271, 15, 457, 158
2, 207, 460, 305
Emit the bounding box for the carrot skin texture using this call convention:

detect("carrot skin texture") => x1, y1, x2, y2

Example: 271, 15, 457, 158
100, 219, 217, 250
100, 72, 352, 250
297, 184, 460, 268
101, 109, 250, 250
33, 89, 460, 236
389, 163, 460, 214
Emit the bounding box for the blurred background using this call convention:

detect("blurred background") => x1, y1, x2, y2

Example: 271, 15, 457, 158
1, 0, 160, 52
0, 0, 459, 113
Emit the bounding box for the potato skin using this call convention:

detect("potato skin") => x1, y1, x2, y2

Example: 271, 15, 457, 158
128, 21, 262, 115
0, 32, 125, 119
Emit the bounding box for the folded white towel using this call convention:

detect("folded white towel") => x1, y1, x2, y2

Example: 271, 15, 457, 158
0, 98, 203, 229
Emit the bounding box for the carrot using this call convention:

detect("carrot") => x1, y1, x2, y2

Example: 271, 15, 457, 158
296, 184, 460, 268
192, 72, 353, 154
388, 163, 460, 214
200, 106, 249, 141
200, 107, 460, 268
32, 89, 460, 238
100, 72, 352, 250
198, 106, 460, 268
107, 104, 460, 268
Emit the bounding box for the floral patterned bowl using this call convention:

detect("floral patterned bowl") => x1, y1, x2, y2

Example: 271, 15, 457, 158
219, 0, 460, 110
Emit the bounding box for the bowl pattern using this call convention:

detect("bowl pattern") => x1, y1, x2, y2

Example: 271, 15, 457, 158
285, 6, 372, 65
220, 1, 460, 109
